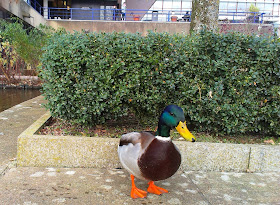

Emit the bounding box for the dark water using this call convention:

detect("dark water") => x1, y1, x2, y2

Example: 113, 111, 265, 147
0, 89, 42, 112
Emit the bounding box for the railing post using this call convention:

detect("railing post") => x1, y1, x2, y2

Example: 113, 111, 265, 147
167, 11, 171, 22
113, 8, 115, 21
260, 13, 264, 24
71, 8, 73, 20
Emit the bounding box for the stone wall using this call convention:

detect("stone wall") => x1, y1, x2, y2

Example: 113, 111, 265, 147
47, 20, 273, 36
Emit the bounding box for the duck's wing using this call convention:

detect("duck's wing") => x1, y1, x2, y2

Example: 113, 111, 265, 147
119, 131, 154, 148
118, 132, 155, 180
119, 132, 141, 146
143, 130, 156, 136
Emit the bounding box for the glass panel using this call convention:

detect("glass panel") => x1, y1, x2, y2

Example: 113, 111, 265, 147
264, 3, 274, 12
237, 2, 247, 11
273, 3, 280, 16
182, 1, 191, 10
257, 3, 265, 13
163, 0, 173, 10
264, 0, 275, 3
172, 0, 182, 10
219, 2, 228, 12
151, 0, 163, 11
228, 3, 237, 12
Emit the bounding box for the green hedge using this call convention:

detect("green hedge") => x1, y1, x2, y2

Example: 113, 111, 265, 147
40, 30, 280, 136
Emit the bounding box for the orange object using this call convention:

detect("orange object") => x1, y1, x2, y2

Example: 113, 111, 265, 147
134, 15, 140, 21
147, 181, 168, 195
130, 175, 147, 199
171, 16, 178, 22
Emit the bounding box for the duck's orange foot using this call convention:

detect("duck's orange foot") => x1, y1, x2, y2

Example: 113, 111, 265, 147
147, 181, 168, 195
130, 174, 147, 199
131, 186, 147, 199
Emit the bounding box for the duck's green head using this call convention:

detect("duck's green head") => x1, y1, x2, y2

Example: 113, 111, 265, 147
157, 105, 196, 142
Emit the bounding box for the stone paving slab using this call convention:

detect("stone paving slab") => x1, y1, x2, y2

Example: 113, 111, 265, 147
0, 95, 47, 174
0, 167, 279, 205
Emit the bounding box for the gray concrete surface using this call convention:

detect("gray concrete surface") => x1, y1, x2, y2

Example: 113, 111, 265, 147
47, 20, 274, 36
0, 0, 47, 27
0, 95, 47, 175
0, 167, 279, 205
0, 95, 280, 204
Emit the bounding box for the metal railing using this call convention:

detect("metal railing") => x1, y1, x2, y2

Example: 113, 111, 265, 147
23, 0, 269, 24
23, 3, 267, 24
219, 11, 265, 24
42, 8, 191, 22
26, 0, 43, 15
42, 7, 265, 23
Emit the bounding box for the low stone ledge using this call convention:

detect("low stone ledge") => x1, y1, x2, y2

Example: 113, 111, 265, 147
176, 142, 250, 172
17, 134, 121, 168
249, 145, 280, 172
17, 112, 280, 172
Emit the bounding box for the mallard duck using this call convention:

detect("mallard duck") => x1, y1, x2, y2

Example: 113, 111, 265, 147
118, 105, 196, 199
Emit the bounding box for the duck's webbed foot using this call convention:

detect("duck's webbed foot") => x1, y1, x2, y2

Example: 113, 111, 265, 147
130, 175, 147, 199
147, 181, 168, 195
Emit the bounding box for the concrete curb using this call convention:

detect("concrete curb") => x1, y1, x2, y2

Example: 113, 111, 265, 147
17, 112, 280, 172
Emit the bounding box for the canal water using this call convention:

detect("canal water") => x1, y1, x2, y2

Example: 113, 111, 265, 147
0, 89, 42, 112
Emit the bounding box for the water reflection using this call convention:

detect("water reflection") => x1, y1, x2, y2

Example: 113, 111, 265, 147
0, 89, 42, 112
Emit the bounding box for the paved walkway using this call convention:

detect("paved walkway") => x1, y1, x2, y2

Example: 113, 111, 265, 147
1, 167, 280, 205
0, 95, 47, 174
0, 96, 279, 205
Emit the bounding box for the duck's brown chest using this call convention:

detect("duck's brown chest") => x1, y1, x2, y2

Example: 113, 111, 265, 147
138, 138, 181, 181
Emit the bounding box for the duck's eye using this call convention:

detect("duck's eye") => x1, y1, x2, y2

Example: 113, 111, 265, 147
170, 112, 174, 116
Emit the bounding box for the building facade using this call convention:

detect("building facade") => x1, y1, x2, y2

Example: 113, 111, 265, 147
22, 0, 280, 23
146, 0, 280, 22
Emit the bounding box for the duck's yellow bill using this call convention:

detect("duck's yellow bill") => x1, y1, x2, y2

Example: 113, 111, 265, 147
176, 121, 196, 142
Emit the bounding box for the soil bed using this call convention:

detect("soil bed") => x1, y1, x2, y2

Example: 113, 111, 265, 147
39, 117, 279, 145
